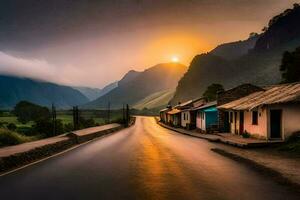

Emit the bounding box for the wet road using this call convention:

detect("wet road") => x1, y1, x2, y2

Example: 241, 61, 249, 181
0, 117, 299, 200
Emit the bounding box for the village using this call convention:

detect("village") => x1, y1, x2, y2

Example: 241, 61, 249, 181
159, 82, 300, 145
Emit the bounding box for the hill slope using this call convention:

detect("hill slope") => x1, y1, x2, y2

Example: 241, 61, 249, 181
133, 89, 175, 110
85, 63, 186, 109
0, 75, 89, 109
170, 4, 300, 104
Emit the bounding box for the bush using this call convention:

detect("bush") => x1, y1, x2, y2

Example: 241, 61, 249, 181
13, 101, 50, 124
7, 123, 17, 131
33, 119, 64, 137
64, 123, 74, 132
0, 129, 32, 147
242, 131, 250, 138
78, 117, 96, 129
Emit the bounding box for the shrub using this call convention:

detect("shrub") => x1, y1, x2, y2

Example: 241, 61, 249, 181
242, 131, 250, 138
7, 123, 17, 131
64, 123, 74, 132
33, 119, 64, 137
0, 129, 32, 147
13, 101, 50, 124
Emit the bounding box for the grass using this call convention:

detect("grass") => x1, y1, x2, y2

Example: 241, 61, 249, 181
0, 116, 33, 127
56, 114, 106, 125
278, 135, 300, 154
0, 129, 40, 147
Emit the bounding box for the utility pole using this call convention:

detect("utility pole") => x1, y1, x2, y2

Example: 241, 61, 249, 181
73, 106, 79, 130
52, 103, 56, 136
107, 102, 110, 124
122, 103, 125, 124
126, 104, 130, 127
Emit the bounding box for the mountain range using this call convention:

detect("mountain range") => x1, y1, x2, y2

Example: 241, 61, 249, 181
170, 4, 300, 105
84, 63, 187, 109
73, 81, 118, 101
0, 75, 89, 109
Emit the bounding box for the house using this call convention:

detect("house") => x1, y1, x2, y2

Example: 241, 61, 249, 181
217, 84, 264, 132
180, 98, 206, 129
218, 82, 300, 140
167, 108, 181, 127
195, 101, 218, 132
159, 107, 171, 123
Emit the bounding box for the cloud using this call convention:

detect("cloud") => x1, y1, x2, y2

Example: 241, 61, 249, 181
0, 51, 79, 86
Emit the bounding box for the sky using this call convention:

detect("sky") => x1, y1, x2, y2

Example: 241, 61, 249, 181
0, 0, 298, 88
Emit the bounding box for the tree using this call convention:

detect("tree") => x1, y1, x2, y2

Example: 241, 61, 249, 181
280, 47, 300, 83
13, 101, 51, 124
203, 84, 225, 101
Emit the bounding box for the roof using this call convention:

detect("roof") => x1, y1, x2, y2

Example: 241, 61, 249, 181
160, 108, 170, 112
218, 82, 300, 110
174, 100, 193, 108
167, 109, 181, 115
194, 101, 217, 111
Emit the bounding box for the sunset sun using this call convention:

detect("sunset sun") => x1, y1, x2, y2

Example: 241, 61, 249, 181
171, 56, 179, 63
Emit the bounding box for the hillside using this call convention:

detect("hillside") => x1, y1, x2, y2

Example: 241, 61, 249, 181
84, 63, 187, 109
210, 34, 259, 60
0, 75, 89, 109
170, 4, 300, 105
133, 89, 175, 110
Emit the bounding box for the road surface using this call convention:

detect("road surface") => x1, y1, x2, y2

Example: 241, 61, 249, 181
0, 117, 299, 200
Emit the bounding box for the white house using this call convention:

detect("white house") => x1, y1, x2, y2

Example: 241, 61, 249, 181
218, 82, 300, 140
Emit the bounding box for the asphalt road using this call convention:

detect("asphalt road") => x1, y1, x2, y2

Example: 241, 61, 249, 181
0, 117, 299, 200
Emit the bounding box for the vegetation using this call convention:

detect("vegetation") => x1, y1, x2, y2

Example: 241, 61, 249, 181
13, 101, 51, 124
280, 47, 300, 83
0, 129, 38, 147
278, 132, 300, 154
203, 84, 224, 101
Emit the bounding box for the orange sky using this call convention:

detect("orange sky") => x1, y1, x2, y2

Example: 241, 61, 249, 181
0, 0, 299, 88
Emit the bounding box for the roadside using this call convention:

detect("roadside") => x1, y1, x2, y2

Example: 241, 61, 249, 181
156, 117, 300, 189
0, 117, 136, 175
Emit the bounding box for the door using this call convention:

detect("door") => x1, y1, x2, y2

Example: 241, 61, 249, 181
270, 110, 282, 139
224, 112, 230, 132
239, 111, 244, 134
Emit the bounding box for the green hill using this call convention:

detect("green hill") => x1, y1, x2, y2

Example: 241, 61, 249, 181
133, 89, 175, 110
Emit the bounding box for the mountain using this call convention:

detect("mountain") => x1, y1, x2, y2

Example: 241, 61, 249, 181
99, 81, 118, 97
210, 34, 259, 60
170, 4, 300, 105
84, 63, 187, 109
74, 81, 118, 101
0, 75, 89, 109
73, 87, 102, 101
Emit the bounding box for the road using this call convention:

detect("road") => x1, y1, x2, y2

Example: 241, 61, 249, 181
0, 117, 299, 200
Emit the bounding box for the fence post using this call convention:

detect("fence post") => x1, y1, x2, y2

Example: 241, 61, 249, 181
52, 103, 56, 136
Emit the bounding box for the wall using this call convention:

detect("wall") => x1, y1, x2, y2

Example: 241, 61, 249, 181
181, 111, 190, 127
243, 107, 268, 139
196, 111, 206, 131
269, 104, 300, 140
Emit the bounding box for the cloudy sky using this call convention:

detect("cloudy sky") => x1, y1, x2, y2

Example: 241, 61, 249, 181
0, 0, 298, 88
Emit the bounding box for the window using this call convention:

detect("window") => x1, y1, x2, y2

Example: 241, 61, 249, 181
229, 112, 233, 123
252, 111, 258, 125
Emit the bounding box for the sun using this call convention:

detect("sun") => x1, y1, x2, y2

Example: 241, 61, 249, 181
171, 56, 179, 63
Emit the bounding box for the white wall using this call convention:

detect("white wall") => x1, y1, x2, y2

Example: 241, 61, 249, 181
268, 104, 300, 140
181, 111, 190, 127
